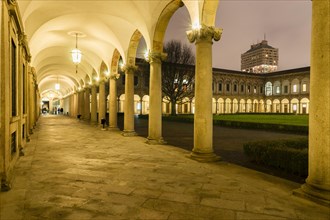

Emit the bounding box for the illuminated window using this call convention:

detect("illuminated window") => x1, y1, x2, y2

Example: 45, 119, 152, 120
293, 84, 297, 93
254, 86, 257, 94
276, 86, 280, 94
302, 84, 307, 92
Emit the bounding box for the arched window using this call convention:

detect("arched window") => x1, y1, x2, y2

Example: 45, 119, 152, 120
265, 82, 272, 96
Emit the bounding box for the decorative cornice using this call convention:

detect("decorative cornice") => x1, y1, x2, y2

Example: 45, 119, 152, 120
187, 25, 222, 44
19, 33, 31, 62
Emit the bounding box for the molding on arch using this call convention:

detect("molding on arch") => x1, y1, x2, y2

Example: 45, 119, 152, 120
127, 30, 143, 66
152, 0, 184, 52
201, 0, 219, 27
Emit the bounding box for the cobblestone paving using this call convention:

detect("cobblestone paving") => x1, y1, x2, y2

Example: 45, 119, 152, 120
1, 115, 329, 220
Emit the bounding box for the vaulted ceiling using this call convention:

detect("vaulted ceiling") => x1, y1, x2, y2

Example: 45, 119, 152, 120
16, 0, 219, 100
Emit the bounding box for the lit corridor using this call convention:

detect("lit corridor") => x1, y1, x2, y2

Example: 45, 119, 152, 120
1, 115, 329, 220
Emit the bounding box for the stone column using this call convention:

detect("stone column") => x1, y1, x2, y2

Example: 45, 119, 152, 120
122, 65, 137, 136
187, 25, 222, 162
98, 81, 106, 125
109, 73, 120, 130
49, 99, 53, 114
84, 87, 90, 121
90, 85, 97, 124
78, 90, 84, 118
146, 52, 166, 144
294, 0, 330, 205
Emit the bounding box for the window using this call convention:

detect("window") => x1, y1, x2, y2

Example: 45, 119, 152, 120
240, 85, 244, 92
302, 83, 307, 92
11, 40, 17, 116
218, 83, 222, 92
226, 83, 230, 92
254, 86, 257, 94
293, 84, 297, 93
260, 86, 263, 94
247, 85, 250, 93
265, 82, 272, 96
284, 85, 288, 93
11, 132, 17, 157
276, 86, 280, 94
234, 84, 237, 92
122, 75, 125, 85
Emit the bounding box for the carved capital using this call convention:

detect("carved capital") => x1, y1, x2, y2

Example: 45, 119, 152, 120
187, 25, 223, 44
110, 73, 120, 80
147, 52, 167, 64
123, 64, 138, 73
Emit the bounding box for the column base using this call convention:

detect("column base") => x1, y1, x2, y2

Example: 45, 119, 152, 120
146, 137, 167, 145
293, 183, 330, 207
1, 179, 11, 192
187, 151, 221, 163
122, 130, 137, 137
108, 127, 120, 131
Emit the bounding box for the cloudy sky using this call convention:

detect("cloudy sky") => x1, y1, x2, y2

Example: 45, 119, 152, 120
164, 0, 312, 71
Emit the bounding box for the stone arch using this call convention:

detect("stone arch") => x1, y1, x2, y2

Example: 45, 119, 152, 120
252, 99, 259, 112
142, 95, 150, 114
99, 61, 109, 80
273, 99, 280, 113
111, 49, 121, 76
118, 94, 125, 113
212, 98, 217, 114
152, 0, 185, 52
232, 98, 238, 113
300, 97, 309, 114
134, 94, 141, 114
291, 98, 300, 114
218, 98, 224, 114
127, 30, 143, 65
259, 99, 265, 113
239, 99, 245, 113
281, 98, 290, 113
266, 99, 272, 113
225, 98, 232, 114
246, 99, 252, 113
201, 0, 220, 26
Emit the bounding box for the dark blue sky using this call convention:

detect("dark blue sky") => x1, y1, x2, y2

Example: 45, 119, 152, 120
164, 1, 312, 71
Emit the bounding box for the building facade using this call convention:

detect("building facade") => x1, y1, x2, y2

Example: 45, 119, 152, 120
241, 39, 279, 73
114, 64, 310, 115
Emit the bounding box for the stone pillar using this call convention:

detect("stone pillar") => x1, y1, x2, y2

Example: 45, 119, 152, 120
90, 85, 97, 124
146, 52, 166, 144
84, 88, 90, 121
109, 73, 120, 130
78, 90, 85, 117
294, 0, 330, 205
187, 25, 222, 162
98, 81, 106, 125
122, 65, 137, 136
49, 99, 53, 114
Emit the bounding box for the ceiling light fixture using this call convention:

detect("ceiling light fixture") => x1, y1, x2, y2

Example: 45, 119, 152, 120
71, 33, 82, 65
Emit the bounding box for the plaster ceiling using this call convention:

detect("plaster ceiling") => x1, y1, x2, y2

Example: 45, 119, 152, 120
16, 0, 210, 99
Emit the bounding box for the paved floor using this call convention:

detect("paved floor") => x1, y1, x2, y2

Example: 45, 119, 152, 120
1, 115, 329, 220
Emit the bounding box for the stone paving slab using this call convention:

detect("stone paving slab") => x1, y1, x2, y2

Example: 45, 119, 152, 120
1, 115, 329, 220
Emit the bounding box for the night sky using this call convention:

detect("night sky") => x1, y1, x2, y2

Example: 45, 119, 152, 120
164, 0, 312, 71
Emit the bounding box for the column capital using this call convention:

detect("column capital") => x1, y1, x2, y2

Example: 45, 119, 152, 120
123, 64, 138, 73
147, 51, 167, 64
110, 73, 121, 80
186, 25, 222, 44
